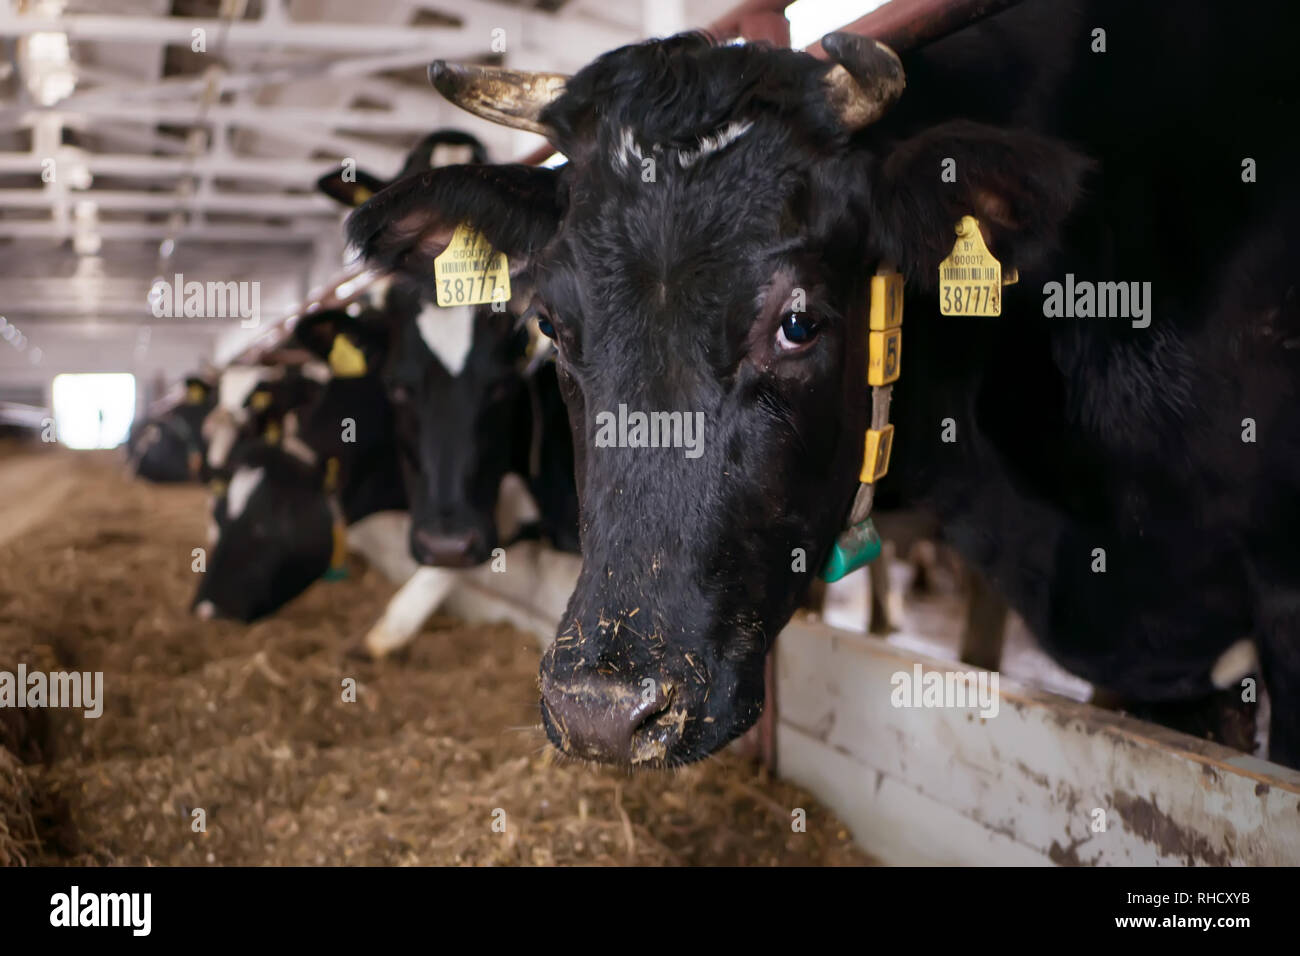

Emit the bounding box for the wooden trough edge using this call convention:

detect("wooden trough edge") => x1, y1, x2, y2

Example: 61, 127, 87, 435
439, 541, 1300, 865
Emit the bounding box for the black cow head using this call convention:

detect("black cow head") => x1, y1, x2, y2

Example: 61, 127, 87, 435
348, 32, 1088, 765
316, 129, 490, 209
321, 128, 563, 569
381, 282, 541, 566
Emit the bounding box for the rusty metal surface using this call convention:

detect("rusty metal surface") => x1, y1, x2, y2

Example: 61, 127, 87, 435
806, 0, 1026, 57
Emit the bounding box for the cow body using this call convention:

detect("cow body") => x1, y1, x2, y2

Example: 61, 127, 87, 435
192, 310, 410, 622
350, 0, 1300, 767
127, 377, 213, 483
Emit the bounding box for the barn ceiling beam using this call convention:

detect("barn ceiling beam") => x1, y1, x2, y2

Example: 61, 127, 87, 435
0, 14, 487, 55
0, 5, 639, 65
0, 221, 319, 243
0, 188, 337, 216
17, 101, 453, 134
42, 48, 470, 110
0, 151, 336, 181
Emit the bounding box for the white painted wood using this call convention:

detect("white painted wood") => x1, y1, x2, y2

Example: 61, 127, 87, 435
438, 544, 1300, 865
777, 619, 1300, 865
778, 722, 1049, 866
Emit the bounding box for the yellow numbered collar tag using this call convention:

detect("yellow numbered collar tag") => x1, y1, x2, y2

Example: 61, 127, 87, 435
433, 223, 511, 308
939, 215, 1002, 316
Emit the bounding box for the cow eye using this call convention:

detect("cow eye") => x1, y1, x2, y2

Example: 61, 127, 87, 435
536, 317, 556, 340
777, 312, 820, 351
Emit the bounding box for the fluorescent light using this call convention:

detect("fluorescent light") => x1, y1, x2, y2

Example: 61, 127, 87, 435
52, 373, 137, 450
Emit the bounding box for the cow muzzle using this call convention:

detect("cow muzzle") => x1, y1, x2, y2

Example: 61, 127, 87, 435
411, 527, 486, 567
539, 667, 685, 766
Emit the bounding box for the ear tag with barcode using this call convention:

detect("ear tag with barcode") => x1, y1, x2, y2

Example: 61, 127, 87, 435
939, 215, 1002, 316
433, 223, 511, 308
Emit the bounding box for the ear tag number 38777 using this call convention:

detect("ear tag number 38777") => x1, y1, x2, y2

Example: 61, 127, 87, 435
939, 215, 1001, 316
434, 223, 511, 308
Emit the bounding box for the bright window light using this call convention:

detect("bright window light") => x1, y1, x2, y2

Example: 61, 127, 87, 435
52, 373, 136, 450
786, 0, 892, 49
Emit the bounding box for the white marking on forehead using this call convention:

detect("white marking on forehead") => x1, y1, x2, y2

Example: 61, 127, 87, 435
431, 143, 475, 167
417, 302, 476, 376
678, 120, 753, 168
226, 465, 265, 521
613, 126, 646, 172
301, 360, 330, 383
613, 121, 753, 173
218, 366, 274, 411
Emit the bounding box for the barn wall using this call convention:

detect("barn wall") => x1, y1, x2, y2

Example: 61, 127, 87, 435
0, 322, 222, 418
442, 542, 1300, 865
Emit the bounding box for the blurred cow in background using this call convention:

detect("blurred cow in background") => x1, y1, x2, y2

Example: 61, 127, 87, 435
193, 128, 581, 651
313, 129, 580, 655
192, 308, 410, 623
126, 375, 214, 483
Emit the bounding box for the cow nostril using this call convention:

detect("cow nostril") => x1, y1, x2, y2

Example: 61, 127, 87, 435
412, 528, 483, 567
540, 675, 684, 766
627, 684, 686, 766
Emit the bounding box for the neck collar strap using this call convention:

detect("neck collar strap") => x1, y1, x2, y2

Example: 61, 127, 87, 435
821, 266, 901, 582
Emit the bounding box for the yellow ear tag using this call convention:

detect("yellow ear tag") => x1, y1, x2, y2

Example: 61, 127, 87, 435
185, 383, 206, 404
328, 334, 368, 378
352, 186, 373, 206
323, 456, 340, 493
939, 215, 1002, 316
249, 389, 272, 411
263, 420, 282, 445
433, 223, 511, 308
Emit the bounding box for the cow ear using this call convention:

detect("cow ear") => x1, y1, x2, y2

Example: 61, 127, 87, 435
346, 164, 562, 279
291, 309, 354, 362
316, 168, 388, 208
871, 120, 1091, 287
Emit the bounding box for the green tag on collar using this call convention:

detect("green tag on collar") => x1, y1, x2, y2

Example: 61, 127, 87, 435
821, 516, 883, 583
322, 521, 348, 580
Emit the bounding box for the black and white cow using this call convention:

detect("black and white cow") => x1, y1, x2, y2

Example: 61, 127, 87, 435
191, 309, 410, 622
127, 376, 214, 483
348, 1, 1300, 768
315, 130, 580, 653
195, 130, 578, 638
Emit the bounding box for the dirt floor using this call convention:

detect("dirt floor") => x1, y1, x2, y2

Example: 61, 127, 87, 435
0, 449, 873, 866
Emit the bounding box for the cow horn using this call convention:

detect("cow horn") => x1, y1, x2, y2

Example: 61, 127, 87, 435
427, 62, 568, 138
820, 32, 905, 130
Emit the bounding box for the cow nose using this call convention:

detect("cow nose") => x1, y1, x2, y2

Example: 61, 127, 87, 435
539, 673, 684, 765
411, 528, 482, 567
